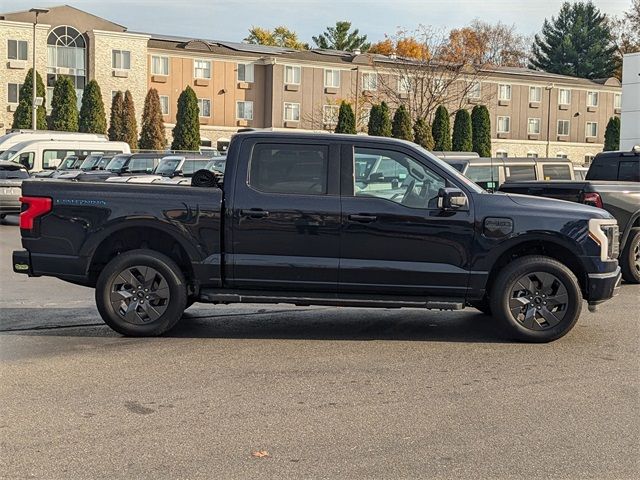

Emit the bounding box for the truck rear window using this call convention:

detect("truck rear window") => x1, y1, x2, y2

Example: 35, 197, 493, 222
505, 165, 536, 181
542, 164, 572, 180
618, 161, 640, 182
249, 144, 328, 195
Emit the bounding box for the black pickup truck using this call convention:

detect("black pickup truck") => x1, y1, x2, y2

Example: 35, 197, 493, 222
499, 149, 640, 283
13, 132, 621, 342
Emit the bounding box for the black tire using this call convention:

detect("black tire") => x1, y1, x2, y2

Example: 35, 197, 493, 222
620, 228, 640, 284
489, 255, 582, 343
95, 249, 187, 336
470, 298, 492, 316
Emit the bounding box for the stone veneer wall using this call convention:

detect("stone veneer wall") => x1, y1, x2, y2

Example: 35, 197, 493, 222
0, 21, 49, 131
87, 30, 149, 131
492, 139, 604, 165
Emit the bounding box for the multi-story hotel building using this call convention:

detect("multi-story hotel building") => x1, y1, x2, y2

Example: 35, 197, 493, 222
1, 5, 623, 163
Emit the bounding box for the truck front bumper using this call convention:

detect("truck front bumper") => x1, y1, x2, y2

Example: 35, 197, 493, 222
586, 267, 622, 305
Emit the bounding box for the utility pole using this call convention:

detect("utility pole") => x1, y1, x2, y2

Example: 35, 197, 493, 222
29, 8, 49, 130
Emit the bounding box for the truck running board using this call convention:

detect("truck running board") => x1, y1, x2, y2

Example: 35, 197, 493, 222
199, 290, 465, 310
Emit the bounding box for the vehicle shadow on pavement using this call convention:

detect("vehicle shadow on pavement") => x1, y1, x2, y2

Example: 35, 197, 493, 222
0, 306, 509, 343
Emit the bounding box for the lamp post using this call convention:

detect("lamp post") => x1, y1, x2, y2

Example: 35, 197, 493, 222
29, 8, 49, 130
545, 83, 554, 158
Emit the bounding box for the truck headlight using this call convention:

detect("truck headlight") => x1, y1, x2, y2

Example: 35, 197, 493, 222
588, 218, 619, 261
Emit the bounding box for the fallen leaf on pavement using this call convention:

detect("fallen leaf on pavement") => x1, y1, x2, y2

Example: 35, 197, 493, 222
251, 450, 270, 458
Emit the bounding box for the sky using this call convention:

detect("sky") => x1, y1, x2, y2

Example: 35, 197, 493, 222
0, 0, 632, 44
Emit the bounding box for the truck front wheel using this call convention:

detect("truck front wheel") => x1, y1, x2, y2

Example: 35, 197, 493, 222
95, 249, 187, 336
489, 256, 582, 343
620, 228, 640, 284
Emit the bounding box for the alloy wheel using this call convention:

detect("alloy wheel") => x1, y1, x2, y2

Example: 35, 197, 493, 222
109, 266, 170, 325
508, 272, 569, 331
634, 241, 640, 275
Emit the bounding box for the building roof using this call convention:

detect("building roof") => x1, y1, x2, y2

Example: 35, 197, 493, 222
0, 4, 126, 33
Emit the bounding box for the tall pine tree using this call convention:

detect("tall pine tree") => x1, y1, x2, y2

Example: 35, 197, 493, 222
49, 76, 78, 132
79, 80, 107, 134
471, 105, 492, 157
108, 91, 126, 141
431, 105, 452, 151
603, 117, 620, 151
335, 101, 356, 134
452, 109, 473, 151
172, 86, 200, 151
530, 1, 617, 79
139, 88, 167, 150
123, 90, 138, 150
413, 118, 435, 150
12, 68, 47, 130
392, 105, 413, 140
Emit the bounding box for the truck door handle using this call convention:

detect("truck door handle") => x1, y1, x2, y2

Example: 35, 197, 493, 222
348, 214, 377, 223
241, 209, 269, 218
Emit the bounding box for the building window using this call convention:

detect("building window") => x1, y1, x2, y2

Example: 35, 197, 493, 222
159, 95, 169, 115
557, 119, 570, 136
587, 91, 598, 107
112, 50, 131, 70
586, 122, 598, 137
237, 63, 254, 83
197, 98, 211, 117
362, 72, 378, 91
151, 55, 169, 75
556, 152, 568, 159
284, 102, 300, 121
584, 154, 595, 166
8, 39, 28, 60
7, 83, 20, 104
498, 84, 511, 101
398, 75, 411, 94
497, 116, 511, 133
194, 59, 211, 79
496, 150, 508, 158
324, 69, 340, 88
558, 88, 571, 105
528, 118, 541, 134
323, 104, 340, 125
47, 26, 86, 111
236, 101, 253, 120
527, 152, 539, 158
614, 93, 622, 109
468, 81, 481, 99
284, 65, 301, 85
529, 86, 542, 102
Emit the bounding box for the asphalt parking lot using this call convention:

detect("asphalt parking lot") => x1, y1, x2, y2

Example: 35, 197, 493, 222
1, 214, 638, 479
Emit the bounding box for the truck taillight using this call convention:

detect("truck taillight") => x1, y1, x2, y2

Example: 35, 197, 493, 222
582, 192, 603, 209
19, 196, 52, 230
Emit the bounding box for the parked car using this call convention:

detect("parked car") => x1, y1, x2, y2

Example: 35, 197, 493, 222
0, 161, 29, 220
33, 154, 88, 178
57, 152, 165, 181
444, 157, 577, 191
14, 132, 622, 342
585, 147, 640, 182
0, 139, 130, 172
0, 130, 108, 155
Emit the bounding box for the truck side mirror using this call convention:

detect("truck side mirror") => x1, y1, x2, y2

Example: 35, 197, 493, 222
19, 157, 30, 170
437, 187, 468, 210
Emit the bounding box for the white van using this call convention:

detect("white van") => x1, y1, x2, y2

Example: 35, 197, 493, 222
0, 139, 130, 172
0, 130, 109, 155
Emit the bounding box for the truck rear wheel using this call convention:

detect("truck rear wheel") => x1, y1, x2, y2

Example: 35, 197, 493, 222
95, 249, 187, 336
620, 228, 640, 284
489, 255, 582, 343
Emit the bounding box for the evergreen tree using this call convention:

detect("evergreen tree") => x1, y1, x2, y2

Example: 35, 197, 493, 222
335, 101, 356, 134
530, 1, 617, 79
452, 109, 473, 151
367, 104, 381, 136
312, 21, 370, 52
172, 86, 200, 151
79, 80, 107, 134
49, 76, 78, 132
139, 88, 167, 150
391, 105, 413, 140
603, 116, 620, 151
12, 68, 47, 130
471, 105, 492, 157
123, 90, 138, 150
108, 91, 126, 142
378, 102, 392, 137
431, 105, 452, 151
413, 118, 435, 150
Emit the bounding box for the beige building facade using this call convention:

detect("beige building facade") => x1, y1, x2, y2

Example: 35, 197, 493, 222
1, 5, 622, 164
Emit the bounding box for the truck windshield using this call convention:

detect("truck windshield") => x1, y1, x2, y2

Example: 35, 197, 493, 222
0, 149, 18, 161
105, 155, 129, 172
156, 158, 182, 176
205, 159, 226, 172
59, 156, 81, 170
79, 154, 103, 170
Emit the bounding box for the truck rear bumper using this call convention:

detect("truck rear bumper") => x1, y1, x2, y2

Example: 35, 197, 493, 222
13, 249, 91, 285
586, 267, 622, 305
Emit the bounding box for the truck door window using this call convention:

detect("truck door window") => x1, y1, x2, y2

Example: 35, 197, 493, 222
505, 165, 536, 181
18, 152, 35, 170
354, 147, 446, 209
130, 158, 153, 173
542, 164, 571, 180
618, 161, 640, 182
465, 165, 499, 190
249, 144, 329, 195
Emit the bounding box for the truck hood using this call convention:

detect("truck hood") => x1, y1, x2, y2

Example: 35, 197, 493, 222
503, 192, 613, 220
